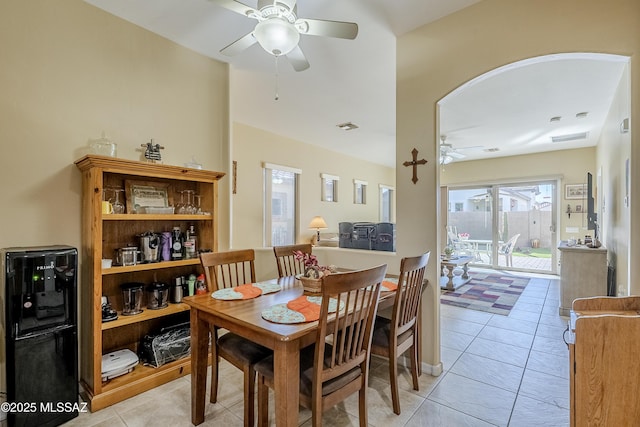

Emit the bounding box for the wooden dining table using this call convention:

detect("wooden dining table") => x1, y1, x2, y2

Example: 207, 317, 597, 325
183, 275, 398, 426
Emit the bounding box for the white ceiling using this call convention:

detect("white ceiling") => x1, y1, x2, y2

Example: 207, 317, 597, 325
439, 53, 628, 163
84, 0, 627, 168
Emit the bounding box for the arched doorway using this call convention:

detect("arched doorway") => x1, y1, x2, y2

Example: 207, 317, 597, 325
437, 53, 630, 275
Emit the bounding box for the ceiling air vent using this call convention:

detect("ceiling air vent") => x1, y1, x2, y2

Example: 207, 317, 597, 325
484, 147, 500, 152
551, 132, 589, 143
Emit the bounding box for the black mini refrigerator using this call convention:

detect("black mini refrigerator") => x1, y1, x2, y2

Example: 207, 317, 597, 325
2, 246, 79, 427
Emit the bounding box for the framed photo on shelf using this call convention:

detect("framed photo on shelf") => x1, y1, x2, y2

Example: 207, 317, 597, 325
565, 183, 586, 200
575, 204, 582, 213
125, 180, 172, 214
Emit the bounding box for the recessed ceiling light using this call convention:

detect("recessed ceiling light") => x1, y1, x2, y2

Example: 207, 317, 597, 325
576, 112, 589, 119
550, 116, 562, 122
336, 122, 359, 131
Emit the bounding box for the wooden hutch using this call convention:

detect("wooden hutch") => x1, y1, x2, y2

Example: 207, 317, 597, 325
75, 155, 224, 410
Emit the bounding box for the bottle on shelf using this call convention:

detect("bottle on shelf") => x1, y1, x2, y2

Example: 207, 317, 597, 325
184, 224, 197, 259
160, 231, 172, 261
195, 274, 207, 295
171, 227, 184, 261
187, 274, 196, 296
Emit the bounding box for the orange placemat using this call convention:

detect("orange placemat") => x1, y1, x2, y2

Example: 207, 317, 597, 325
234, 283, 262, 299
211, 281, 282, 300
286, 295, 321, 322
261, 296, 344, 324
211, 283, 261, 300
381, 279, 398, 292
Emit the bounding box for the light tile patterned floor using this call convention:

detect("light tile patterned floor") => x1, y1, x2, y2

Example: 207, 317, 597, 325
64, 270, 569, 427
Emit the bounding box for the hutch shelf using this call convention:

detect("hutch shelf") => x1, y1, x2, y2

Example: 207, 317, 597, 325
75, 155, 224, 411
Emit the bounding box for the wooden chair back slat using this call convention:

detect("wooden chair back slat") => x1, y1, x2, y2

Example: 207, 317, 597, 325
199, 249, 256, 291
393, 253, 430, 335
314, 264, 387, 396
199, 248, 267, 426
370, 252, 430, 415
273, 244, 312, 278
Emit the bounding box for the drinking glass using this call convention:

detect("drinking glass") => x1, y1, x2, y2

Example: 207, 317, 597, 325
176, 190, 186, 214
183, 190, 195, 214
103, 187, 115, 203
194, 194, 202, 214
112, 189, 125, 214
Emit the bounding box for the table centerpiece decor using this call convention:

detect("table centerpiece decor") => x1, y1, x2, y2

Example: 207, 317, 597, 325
293, 250, 336, 293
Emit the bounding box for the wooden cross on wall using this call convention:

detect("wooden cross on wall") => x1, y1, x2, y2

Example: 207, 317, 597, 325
403, 148, 428, 184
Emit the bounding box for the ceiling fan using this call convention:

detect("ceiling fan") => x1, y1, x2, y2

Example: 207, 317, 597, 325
209, 0, 358, 71
439, 135, 483, 165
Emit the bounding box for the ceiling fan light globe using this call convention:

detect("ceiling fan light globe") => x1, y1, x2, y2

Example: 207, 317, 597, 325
439, 154, 453, 165
254, 18, 300, 56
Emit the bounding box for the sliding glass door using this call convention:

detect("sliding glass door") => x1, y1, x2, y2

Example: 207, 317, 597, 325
447, 180, 557, 273
494, 182, 556, 272
447, 187, 494, 266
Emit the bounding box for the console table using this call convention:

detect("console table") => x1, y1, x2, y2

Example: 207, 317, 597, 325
557, 241, 607, 316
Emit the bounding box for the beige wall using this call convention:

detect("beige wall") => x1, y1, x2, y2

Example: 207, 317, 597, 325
597, 64, 632, 294
0, 0, 230, 392
231, 122, 395, 249
0, 0, 230, 250
397, 0, 640, 371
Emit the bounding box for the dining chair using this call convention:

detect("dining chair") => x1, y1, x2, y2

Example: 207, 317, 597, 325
255, 263, 388, 427
370, 252, 430, 415
272, 243, 312, 278
199, 249, 272, 427
498, 233, 521, 267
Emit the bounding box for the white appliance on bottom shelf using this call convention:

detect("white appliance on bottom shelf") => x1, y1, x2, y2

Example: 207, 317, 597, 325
101, 349, 139, 381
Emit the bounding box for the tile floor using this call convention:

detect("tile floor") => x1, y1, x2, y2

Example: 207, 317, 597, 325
64, 269, 569, 427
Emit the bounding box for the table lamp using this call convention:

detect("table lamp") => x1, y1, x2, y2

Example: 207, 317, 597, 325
309, 216, 328, 245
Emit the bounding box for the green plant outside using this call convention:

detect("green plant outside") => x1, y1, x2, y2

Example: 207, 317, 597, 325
512, 248, 552, 258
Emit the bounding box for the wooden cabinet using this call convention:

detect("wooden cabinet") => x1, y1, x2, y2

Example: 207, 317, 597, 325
75, 155, 224, 411
558, 241, 608, 316
567, 297, 640, 426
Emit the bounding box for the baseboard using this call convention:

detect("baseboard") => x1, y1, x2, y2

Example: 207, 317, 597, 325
394, 354, 444, 377
422, 361, 443, 376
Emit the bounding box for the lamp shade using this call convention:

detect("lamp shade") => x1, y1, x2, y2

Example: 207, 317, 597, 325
254, 18, 300, 56
308, 216, 328, 230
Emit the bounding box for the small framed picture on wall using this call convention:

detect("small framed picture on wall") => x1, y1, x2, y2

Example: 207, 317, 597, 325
565, 183, 587, 200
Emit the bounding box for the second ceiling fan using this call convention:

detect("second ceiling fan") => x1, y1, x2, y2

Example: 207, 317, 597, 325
440, 135, 484, 164
209, 0, 358, 71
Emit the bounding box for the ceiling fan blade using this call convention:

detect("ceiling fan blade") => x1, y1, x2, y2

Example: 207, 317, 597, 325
208, 0, 260, 19
286, 45, 310, 71
220, 32, 257, 56
258, 0, 297, 10
295, 18, 358, 39
449, 152, 466, 159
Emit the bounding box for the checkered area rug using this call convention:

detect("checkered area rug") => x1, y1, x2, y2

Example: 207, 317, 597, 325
440, 273, 530, 316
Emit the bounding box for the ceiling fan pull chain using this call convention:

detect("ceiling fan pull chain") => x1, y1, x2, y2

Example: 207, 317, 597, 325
274, 55, 280, 101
